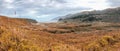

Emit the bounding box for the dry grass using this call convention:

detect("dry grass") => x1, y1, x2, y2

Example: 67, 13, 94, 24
0, 16, 120, 51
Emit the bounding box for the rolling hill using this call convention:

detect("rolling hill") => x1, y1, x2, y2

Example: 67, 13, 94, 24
58, 7, 120, 23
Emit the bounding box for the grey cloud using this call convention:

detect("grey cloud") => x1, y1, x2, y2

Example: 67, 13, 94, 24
52, 0, 67, 3
0, 0, 90, 16
108, 0, 120, 7
36, 7, 91, 15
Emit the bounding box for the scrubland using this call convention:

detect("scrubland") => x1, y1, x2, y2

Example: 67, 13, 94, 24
0, 16, 120, 51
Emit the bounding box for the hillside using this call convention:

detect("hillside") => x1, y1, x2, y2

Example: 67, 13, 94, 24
0, 16, 37, 26
58, 7, 120, 23
0, 14, 120, 51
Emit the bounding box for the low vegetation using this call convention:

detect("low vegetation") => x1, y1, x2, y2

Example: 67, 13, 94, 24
0, 15, 120, 51
84, 35, 119, 51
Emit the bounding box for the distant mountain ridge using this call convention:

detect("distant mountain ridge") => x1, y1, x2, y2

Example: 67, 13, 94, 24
58, 7, 120, 23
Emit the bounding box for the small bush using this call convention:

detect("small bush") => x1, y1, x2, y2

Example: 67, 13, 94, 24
0, 31, 42, 51
98, 36, 116, 47
84, 35, 119, 51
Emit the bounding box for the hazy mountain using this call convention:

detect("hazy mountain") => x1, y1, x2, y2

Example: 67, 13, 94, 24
58, 7, 120, 23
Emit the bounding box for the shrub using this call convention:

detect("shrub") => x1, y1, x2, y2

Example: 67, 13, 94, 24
0, 31, 42, 51
84, 36, 118, 51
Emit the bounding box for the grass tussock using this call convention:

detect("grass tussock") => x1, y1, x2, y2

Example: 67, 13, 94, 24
0, 30, 42, 51
84, 35, 120, 51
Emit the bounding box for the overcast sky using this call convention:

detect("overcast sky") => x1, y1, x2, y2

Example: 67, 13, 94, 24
0, 0, 120, 22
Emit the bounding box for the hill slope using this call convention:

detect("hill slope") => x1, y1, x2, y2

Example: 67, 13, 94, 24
58, 7, 120, 23
0, 14, 120, 51
0, 16, 37, 26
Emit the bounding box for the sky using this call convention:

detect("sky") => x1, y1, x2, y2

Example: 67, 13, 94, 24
0, 0, 120, 22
